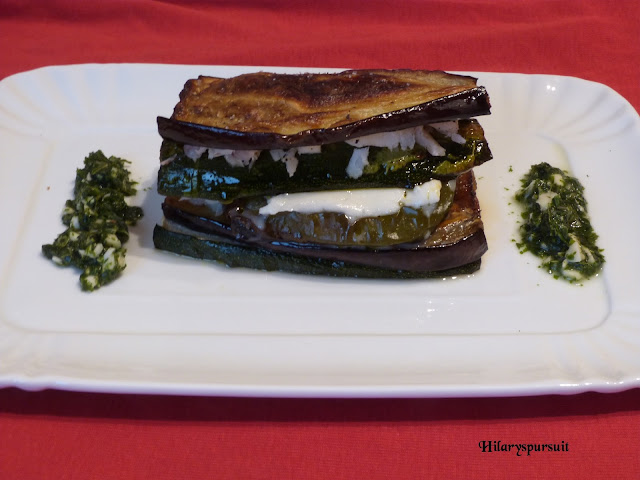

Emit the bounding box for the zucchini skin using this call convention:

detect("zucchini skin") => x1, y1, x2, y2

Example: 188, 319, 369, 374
153, 224, 482, 279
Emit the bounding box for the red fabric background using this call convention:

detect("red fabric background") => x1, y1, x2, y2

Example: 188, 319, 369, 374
1, 1, 640, 478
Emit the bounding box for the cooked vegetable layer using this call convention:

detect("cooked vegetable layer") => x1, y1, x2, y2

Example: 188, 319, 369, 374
157, 120, 491, 202
156, 171, 486, 275
164, 178, 455, 247
158, 69, 491, 150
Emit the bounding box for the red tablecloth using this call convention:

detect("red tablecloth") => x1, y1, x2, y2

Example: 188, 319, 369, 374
1, 1, 639, 478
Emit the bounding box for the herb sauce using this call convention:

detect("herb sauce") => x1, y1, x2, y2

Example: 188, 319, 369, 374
514, 162, 604, 283
42, 151, 143, 291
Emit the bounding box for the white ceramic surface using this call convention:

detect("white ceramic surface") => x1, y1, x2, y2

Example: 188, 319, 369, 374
0, 64, 638, 397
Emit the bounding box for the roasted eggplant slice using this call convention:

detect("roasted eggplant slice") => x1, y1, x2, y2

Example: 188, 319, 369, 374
158, 70, 490, 149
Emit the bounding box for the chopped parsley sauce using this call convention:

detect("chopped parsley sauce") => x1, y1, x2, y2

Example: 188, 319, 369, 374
42, 151, 143, 291
514, 162, 604, 283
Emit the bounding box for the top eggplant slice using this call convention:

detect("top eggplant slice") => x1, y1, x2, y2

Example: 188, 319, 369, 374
157, 69, 491, 150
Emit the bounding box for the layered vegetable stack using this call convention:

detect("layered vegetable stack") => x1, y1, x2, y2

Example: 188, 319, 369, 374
153, 69, 493, 278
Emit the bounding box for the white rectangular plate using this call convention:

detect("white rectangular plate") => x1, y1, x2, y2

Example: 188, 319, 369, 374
1, 64, 639, 397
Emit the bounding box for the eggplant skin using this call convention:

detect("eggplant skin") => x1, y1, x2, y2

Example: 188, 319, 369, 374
158, 69, 491, 149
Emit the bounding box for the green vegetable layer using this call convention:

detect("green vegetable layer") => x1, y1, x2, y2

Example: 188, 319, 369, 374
157, 120, 491, 202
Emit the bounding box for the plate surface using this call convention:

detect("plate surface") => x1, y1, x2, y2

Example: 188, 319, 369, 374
0, 64, 639, 397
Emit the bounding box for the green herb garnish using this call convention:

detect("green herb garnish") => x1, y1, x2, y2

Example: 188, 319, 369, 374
42, 151, 143, 291
514, 162, 604, 283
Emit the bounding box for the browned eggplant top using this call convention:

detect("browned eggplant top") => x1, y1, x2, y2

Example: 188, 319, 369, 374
158, 69, 491, 149
172, 70, 484, 134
